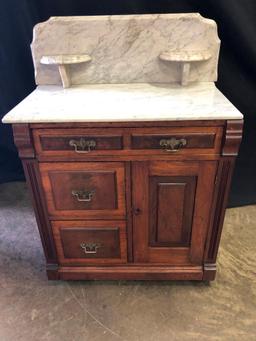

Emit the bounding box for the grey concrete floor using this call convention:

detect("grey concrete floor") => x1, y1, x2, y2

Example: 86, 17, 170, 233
0, 182, 255, 341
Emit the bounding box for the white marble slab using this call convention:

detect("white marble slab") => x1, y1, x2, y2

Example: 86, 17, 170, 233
2, 82, 243, 123
32, 13, 220, 86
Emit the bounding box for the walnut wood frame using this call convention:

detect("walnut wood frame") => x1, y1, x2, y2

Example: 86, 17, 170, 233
12, 120, 243, 281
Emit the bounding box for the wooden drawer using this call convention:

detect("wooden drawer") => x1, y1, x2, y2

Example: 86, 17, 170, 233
33, 126, 223, 160
52, 220, 127, 265
33, 128, 123, 157
130, 127, 223, 154
39, 162, 125, 219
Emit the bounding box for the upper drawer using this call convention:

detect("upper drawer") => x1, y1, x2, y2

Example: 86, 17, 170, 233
33, 128, 123, 157
130, 127, 223, 154
33, 126, 223, 159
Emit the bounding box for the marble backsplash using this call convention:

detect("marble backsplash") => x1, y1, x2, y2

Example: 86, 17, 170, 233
31, 13, 220, 86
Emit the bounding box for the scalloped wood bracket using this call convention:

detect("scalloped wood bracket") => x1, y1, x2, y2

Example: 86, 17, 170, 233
12, 124, 35, 158
40, 54, 92, 88
159, 50, 212, 86
222, 119, 244, 156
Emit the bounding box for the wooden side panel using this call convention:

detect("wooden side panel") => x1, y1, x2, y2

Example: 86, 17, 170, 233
22, 159, 58, 278
203, 158, 235, 280
203, 119, 243, 280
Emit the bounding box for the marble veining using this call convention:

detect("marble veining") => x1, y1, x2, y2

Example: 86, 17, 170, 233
31, 13, 220, 86
40, 54, 92, 88
2, 82, 243, 123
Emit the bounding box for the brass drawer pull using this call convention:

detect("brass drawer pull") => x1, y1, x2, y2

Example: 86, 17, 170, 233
80, 242, 101, 254
72, 190, 95, 202
69, 138, 96, 153
160, 138, 187, 152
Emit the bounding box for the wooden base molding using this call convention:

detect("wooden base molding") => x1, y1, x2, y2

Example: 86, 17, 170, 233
203, 263, 217, 281
46, 263, 59, 280
57, 265, 203, 281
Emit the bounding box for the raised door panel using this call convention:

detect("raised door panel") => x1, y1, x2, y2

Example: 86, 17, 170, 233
132, 161, 217, 265
149, 176, 196, 247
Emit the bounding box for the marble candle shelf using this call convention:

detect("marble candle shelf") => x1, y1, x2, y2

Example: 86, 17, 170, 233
159, 50, 212, 85
40, 54, 92, 88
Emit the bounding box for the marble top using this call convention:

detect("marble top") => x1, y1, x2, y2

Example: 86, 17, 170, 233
2, 82, 243, 123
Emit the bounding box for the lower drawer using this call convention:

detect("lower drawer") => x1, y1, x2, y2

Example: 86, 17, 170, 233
52, 220, 127, 265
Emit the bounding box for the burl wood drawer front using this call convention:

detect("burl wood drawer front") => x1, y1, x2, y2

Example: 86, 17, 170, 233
131, 127, 223, 154
52, 221, 127, 265
39, 162, 125, 219
33, 128, 123, 157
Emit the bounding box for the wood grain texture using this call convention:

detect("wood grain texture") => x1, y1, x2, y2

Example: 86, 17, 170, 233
22, 159, 58, 276
12, 119, 242, 281
33, 128, 123, 158
203, 158, 236, 280
222, 119, 243, 156
125, 162, 133, 262
133, 161, 217, 265
39, 162, 126, 220
13, 124, 35, 158
58, 265, 203, 280
31, 120, 225, 129
33, 126, 223, 160
49, 171, 117, 210
131, 132, 216, 149
52, 220, 127, 265
189, 161, 217, 264
36, 153, 221, 163
149, 176, 196, 247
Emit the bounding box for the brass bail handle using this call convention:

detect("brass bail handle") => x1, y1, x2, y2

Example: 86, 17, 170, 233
69, 138, 96, 153
80, 242, 101, 254
160, 137, 187, 152
72, 190, 95, 202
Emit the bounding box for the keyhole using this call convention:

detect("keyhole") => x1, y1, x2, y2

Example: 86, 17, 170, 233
134, 208, 141, 215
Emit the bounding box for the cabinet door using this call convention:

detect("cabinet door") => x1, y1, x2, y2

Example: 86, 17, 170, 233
132, 161, 217, 265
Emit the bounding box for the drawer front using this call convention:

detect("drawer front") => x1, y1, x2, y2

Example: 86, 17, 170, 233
33, 128, 123, 157
33, 126, 223, 160
40, 162, 125, 219
52, 220, 127, 265
131, 127, 223, 154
